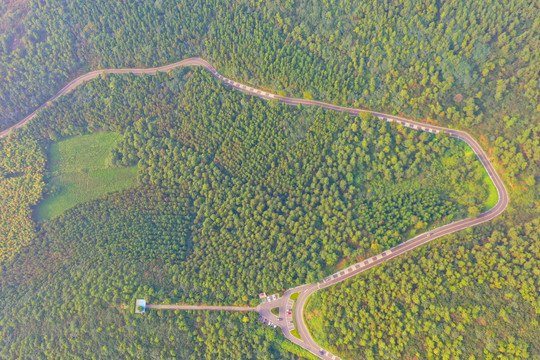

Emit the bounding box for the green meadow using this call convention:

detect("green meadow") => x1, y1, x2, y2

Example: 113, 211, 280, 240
36, 132, 137, 221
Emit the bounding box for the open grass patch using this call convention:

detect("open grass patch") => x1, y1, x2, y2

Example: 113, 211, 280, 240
290, 329, 301, 339
278, 338, 319, 360
304, 292, 329, 348
271, 307, 279, 316
290, 292, 300, 301
36, 132, 137, 220
480, 166, 499, 211
462, 145, 498, 212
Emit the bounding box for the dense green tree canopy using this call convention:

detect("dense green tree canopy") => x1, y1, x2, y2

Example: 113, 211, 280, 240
306, 219, 539, 359
0, 0, 537, 358
0, 67, 493, 358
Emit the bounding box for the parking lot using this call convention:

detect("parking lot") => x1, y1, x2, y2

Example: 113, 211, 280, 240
285, 298, 295, 332
258, 316, 278, 329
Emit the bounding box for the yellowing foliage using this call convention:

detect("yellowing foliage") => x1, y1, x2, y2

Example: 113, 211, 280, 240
0, 132, 45, 262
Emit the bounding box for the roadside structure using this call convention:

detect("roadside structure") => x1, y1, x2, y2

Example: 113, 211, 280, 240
135, 299, 146, 314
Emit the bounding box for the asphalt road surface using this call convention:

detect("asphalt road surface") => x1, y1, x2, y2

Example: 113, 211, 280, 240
1, 58, 509, 360
147, 304, 257, 311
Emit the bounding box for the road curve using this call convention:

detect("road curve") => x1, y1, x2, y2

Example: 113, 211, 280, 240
292, 127, 509, 359
1, 57, 509, 360
0, 58, 216, 138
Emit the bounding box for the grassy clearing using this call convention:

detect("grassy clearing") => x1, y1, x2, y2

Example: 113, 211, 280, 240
290, 292, 300, 301
463, 145, 499, 211
279, 339, 319, 360
480, 166, 499, 211
271, 307, 279, 316
304, 292, 331, 350
36, 132, 137, 221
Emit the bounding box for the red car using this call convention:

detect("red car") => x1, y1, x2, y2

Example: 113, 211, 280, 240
287, 312, 292, 315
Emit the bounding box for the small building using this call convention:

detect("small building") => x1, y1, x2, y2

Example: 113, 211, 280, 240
258, 292, 267, 299
135, 299, 146, 314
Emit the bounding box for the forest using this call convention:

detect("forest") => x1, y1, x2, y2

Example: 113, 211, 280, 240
0, 131, 44, 262
0, 67, 491, 357
1, 1, 538, 148
0, 0, 538, 358
306, 219, 539, 359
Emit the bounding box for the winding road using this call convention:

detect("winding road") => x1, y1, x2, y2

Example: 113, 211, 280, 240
0, 58, 509, 360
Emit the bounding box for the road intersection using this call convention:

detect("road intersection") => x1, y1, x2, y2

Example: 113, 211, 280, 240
1, 58, 509, 360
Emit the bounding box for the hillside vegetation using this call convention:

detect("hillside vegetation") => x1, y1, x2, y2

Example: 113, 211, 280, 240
0, 1, 537, 191
36, 132, 137, 220
0, 68, 491, 358
0, 0, 538, 358
0, 132, 44, 262
306, 219, 539, 359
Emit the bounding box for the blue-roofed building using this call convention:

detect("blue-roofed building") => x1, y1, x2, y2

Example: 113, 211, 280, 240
135, 299, 146, 314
